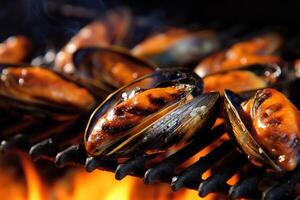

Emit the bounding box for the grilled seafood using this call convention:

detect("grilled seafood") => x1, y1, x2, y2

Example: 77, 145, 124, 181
0, 66, 96, 119
84, 69, 220, 158
54, 9, 133, 73
203, 64, 282, 94
132, 28, 219, 67
86, 86, 188, 155
195, 33, 283, 77
224, 88, 300, 171
71, 46, 155, 93
0, 36, 31, 64
54, 21, 111, 73
54, 13, 155, 98
204, 70, 266, 94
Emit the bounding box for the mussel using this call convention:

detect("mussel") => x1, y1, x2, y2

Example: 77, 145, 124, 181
202, 63, 283, 94
60, 46, 155, 99
54, 8, 134, 72
131, 28, 220, 67
195, 33, 283, 77
53, 9, 157, 99
224, 88, 300, 171
84, 69, 220, 159
0, 36, 31, 64
0, 65, 96, 120
54, 20, 111, 72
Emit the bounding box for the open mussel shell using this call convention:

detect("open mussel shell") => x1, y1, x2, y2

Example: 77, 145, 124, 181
71, 46, 156, 98
84, 68, 209, 158
0, 64, 96, 120
108, 92, 220, 158
132, 31, 220, 68
223, 89, 282, 171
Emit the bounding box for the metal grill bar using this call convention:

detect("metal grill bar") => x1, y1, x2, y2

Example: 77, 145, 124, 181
0, 114, 299, 199
171, 140, 234, 191
229, 167, 264, 199
115, 153, 159, 180
198, 151, 248, 197
144, 123, 226, 184
262, 166, 300, 200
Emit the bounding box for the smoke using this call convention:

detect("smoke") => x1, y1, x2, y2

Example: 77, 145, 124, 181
0, 0, 115, 55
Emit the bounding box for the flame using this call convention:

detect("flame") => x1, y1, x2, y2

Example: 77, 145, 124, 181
0, 163, 26, 200
52, 169, 205, 200
0, 118, 230, 200
0, 153, 224, 200
19, 154, 49, 200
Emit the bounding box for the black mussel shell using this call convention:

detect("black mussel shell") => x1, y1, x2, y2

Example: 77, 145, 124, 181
136, 31, 220, 68
107, 92, 220, 158
84, 68, 205, 157
71, 46, 156, 98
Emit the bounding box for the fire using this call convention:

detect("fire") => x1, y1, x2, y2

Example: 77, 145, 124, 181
16, 155, 213, 200
52, 168, 202, 200
0, 161, 26, 200
0, 125, 232, 200
19, 154, 49, 200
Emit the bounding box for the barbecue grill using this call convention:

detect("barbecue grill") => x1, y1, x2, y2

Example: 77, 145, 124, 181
1, 1, 300, 200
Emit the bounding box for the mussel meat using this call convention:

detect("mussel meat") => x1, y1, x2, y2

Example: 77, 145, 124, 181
195, 33, 283, 77
84, 69, 220, 159
0, 65, 96, 119
59, 46, 156, 99
202, 63, 282, 94
72, 46, 155, 86
131, 28, 220, 67
0, 36, 31, 64
224, 88, 300, 171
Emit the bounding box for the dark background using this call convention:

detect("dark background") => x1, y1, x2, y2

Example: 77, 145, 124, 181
1, 0, 300, 54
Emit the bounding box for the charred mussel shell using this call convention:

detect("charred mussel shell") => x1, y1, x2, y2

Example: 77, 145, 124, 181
84, 68, 220, 158
223, 90, 282, 171
132, 31, 220, 68
71, 46, 156, 98
0, 64, 96, 120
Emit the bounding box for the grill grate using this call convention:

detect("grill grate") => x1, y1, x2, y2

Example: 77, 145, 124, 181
1, 118, 300, 200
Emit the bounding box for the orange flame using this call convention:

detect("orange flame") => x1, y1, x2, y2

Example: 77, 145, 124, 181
19, 154, 48, 200
0, 118, 231, 200
0, 163, 26, 200
0, 153, 226, 200
52, 169, 204, 200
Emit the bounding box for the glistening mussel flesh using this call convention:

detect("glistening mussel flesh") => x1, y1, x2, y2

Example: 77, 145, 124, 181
0, 65, 96, 120
84, 69, 220, 159
202, 63, 283, 94
195, 33, 283, 77
224, 88, 300, 171
70, 46, 155, 95
131, 28, 220, 67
